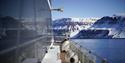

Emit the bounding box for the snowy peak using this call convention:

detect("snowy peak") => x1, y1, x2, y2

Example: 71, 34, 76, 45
53, 17, 99, 37
92, 16, 125, 28
53, 17, 99, 30
91, 15, 125, 38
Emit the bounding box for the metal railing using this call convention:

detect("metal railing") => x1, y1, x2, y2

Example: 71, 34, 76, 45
70, 40, 108, 63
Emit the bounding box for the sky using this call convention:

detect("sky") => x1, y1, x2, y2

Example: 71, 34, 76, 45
52, 0, 125, 19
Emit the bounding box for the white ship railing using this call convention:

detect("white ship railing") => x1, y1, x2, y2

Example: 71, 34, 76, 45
70, 40, 108, 63
60, 37, 108, 63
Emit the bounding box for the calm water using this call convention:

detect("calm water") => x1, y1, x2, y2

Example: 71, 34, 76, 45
72, 39, 125, 63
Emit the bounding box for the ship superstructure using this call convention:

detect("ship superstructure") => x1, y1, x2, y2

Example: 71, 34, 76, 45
0, 0, 52, 63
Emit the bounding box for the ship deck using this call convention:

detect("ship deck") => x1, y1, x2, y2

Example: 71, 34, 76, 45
41, 45, 61, 63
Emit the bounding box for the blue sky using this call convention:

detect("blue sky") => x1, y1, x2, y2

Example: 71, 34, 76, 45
52, 0, 125, 19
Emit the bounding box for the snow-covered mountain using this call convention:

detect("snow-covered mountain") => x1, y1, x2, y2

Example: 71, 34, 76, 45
53, 15, 125, 38
72, 29, 112, 39
91, 15, 125, 38
53, 18, 98, 37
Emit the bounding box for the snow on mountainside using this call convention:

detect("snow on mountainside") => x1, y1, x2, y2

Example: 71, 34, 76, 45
53, 15, 125, 38
53, 18, 98, 37
91, 15, 125, 38
72, 29, 112, 39
53, 18, 83, 30
53, 17, 98, 30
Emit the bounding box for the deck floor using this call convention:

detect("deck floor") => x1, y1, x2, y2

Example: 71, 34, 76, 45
41, 46, 61, 63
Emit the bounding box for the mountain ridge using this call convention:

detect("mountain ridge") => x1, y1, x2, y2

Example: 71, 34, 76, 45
53, 15, 125, 38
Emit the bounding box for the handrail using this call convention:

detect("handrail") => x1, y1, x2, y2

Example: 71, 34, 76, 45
70, 40, 108, 63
